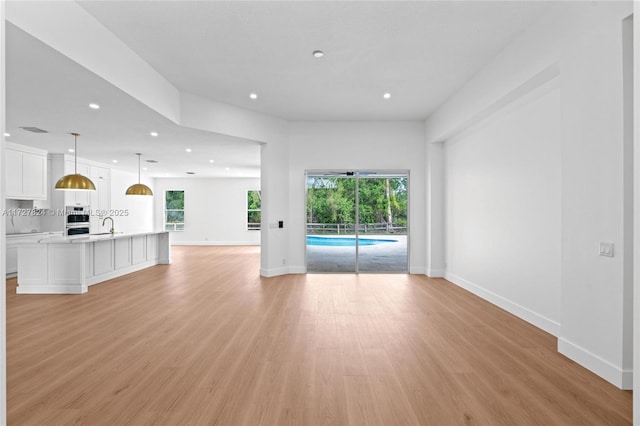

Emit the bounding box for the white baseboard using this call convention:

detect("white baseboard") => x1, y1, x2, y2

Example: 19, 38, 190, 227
260, 266, 306, 277
426, 268, 445, 278
263, 266, 425, 276
171, 241, 259, 246
558, 338, 633, 389
444, 272, 560, 337
260, 266, 289, 277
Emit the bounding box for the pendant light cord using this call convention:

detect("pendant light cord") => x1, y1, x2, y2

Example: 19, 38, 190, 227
126, 153, 152, 196
74, 134, 78, 174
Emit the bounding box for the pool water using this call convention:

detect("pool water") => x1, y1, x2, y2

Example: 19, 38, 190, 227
306, 236, 397, 247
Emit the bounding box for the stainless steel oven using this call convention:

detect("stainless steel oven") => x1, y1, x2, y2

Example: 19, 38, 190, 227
66, 225, 90, 236
66, 206, 90, 225
65, 206, 90, 235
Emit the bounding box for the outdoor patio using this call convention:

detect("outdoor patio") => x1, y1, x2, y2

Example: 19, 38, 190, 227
306, 235, 408, 273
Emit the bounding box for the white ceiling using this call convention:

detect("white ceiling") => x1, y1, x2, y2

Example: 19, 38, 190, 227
5, 23, 262, 178
78, 0, 551, 121
5, 1, 553, 178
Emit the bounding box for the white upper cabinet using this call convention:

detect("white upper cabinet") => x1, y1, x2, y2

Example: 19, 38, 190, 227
48, 154, 111, 212
5, 143, 48, 200
90, 166, 110, 180
64, 160, 91, 177
5, 148, 23, 197
63, 160, 91, 206
23, 154, 47, 198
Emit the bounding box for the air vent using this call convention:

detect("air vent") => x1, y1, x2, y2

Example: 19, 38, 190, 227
20, 126, 48, 133
185, 171, 196, 175
145, 159, 158, 163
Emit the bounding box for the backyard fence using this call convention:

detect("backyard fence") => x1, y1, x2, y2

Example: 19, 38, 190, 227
165, 223, 184, 231
307, 222, 407, 235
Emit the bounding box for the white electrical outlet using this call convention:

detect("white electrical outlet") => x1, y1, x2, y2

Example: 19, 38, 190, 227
599, 242, 614, 257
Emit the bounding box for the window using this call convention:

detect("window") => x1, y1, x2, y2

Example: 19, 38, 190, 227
165, 190, 185, 231
247, 190, 261, 230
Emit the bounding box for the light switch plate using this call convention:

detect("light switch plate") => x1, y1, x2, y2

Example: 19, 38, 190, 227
599, 242, 614, 257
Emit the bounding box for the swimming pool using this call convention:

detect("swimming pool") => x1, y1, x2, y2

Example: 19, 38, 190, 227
306, 236, 397, 247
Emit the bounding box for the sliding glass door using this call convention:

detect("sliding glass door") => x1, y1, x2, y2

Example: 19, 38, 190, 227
306, 174, 357, 272
356, 174, 408, 272
306, 171, 408, 273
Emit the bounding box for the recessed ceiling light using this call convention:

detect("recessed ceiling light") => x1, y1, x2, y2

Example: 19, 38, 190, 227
142, 167, 148, 171
112, 160, 118, 164
3, 133, 10, 137
312, 50, 324, 58
185, 148, 192, 153
225, 167, 230, 171
383, 93, 391, 99
89, 103, 100, 109
68, 148, 75, 153
249, 93, 258, 100
209, 159, 215, 163
150, 131, 158, 137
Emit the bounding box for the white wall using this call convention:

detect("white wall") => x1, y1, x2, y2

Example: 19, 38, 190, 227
633, 3, 639, 422
153, 177, 261, 245
558, 3, 633, 389
426, 1, 634, 388
425, 141, 445, 277
6, 1, 180, 123
108, 169, 155, 234
445, 82, 561, 335
0, 1, 7, 422
288, 121, 425, 273
179, 93, 290, 274
4, 199, 42, 234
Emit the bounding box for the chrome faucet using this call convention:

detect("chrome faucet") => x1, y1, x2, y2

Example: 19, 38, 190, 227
102, 216, 115, 234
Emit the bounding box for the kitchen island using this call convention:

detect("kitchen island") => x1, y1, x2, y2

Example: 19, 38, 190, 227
6, 232, 64, 277
17, 231, 171, 294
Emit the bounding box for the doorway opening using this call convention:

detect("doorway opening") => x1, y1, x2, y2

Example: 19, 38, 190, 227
305, 170, 409, 273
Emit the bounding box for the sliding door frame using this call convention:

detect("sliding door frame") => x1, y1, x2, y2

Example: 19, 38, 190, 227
305, 169, 410, 273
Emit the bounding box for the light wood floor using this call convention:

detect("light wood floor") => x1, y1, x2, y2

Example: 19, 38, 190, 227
7, 246, 632, 425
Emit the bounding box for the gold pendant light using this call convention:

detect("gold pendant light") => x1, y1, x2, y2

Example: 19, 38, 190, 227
126, 153, 153, 196
55, 133, 96, 191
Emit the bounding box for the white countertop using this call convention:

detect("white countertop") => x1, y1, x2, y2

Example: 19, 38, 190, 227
35, 230, 167, 244
7, 232, 62, 238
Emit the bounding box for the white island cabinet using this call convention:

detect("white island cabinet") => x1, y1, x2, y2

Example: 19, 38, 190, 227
6, 232, 63, 276
17, 231, 170, 294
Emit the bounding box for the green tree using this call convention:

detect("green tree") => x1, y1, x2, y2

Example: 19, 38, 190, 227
307, 176, 407, 233
247, 190, 261, 230
165, 190, 184, 210
165, 190, 185, 230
